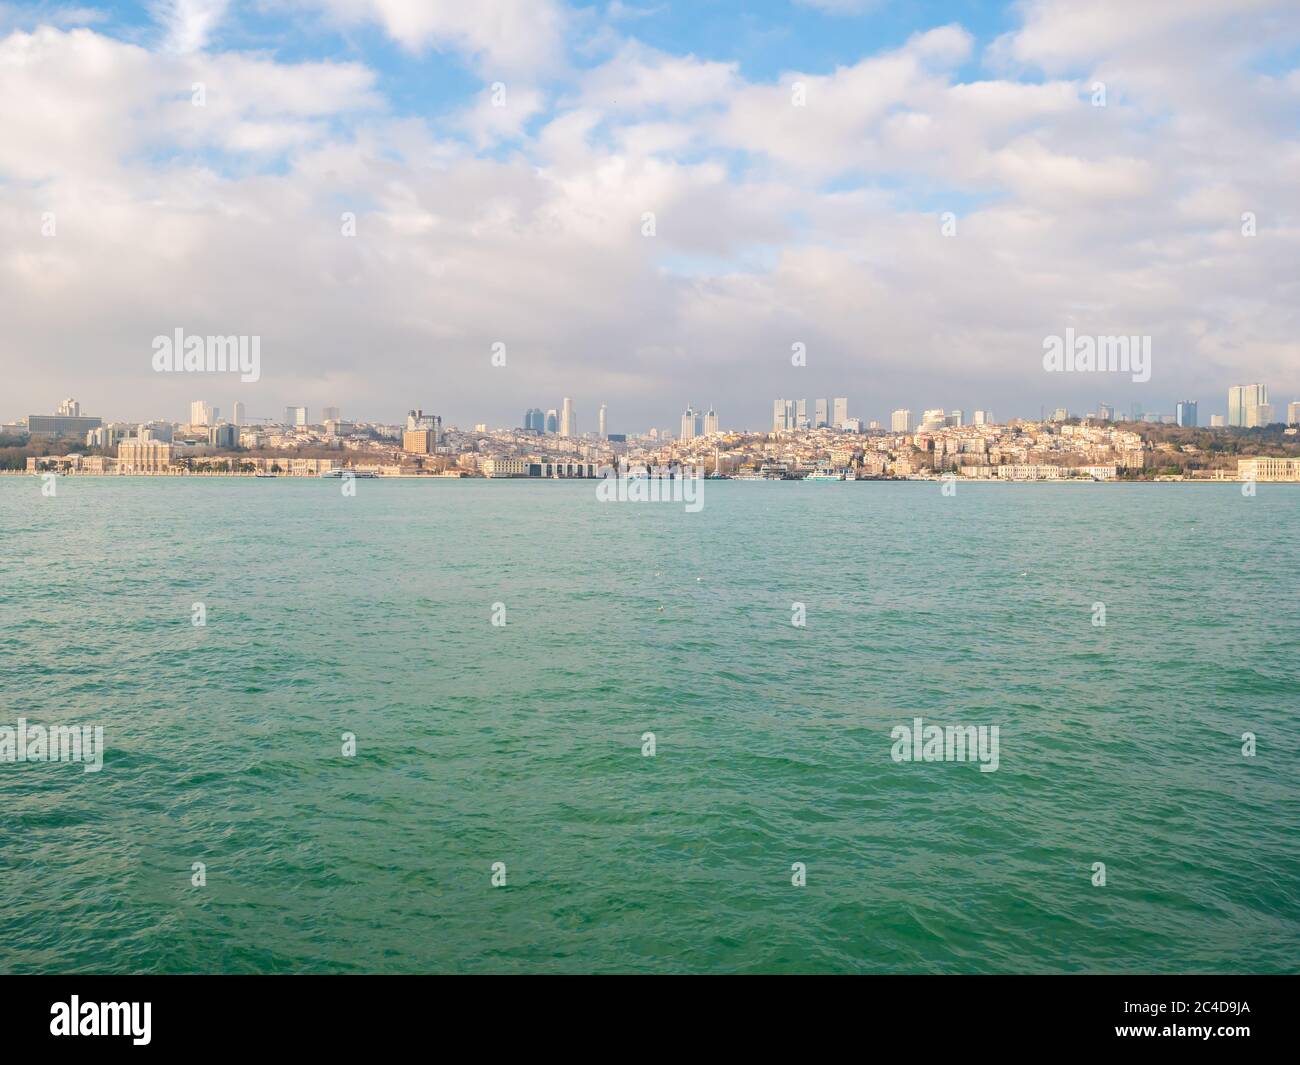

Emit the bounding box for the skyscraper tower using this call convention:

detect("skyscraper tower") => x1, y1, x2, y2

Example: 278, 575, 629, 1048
680, 405, 699, 441
1228, 384, 1268, 427
703, 406, 718, 435
561, 397, 574, 437
814, 398, 829, 428
545, 408, 559, 434
598, 404, 607, 438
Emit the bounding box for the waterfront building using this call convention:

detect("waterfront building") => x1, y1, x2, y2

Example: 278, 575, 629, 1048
482, 458, 531, 478
482, 460, 604, 479
117, 440, 173, 473
1237, 457, 1300, 481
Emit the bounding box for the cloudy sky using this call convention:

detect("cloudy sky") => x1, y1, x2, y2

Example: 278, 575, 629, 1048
2, 0, 1298, 431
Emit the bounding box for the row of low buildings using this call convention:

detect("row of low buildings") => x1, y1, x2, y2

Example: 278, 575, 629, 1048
480, 459, 604, 478
27, 446, 340, 476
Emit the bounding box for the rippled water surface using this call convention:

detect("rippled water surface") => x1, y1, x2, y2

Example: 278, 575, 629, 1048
1, 477, 1297, 973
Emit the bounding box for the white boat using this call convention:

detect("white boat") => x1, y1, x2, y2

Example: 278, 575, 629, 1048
805, 468, 844, 481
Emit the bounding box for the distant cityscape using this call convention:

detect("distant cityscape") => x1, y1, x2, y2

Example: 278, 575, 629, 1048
4, 384, 1300, 482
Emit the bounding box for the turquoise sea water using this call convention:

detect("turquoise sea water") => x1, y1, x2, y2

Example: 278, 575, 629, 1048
0, 477, 1297, 974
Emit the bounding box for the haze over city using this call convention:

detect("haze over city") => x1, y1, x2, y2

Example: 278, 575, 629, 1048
2, 0, 1298, 428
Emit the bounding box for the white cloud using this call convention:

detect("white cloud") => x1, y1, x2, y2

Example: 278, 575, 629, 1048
152, 0, 229, 54
292, 0, 569, 73
1, 4, 1298, 428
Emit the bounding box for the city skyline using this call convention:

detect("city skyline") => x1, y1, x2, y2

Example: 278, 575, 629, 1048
10, 380, 1298, 440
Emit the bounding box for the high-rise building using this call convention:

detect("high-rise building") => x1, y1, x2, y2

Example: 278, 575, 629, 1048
231, 401, 245, 426
1288, 401, 1300, 426
56, 398, 81, 417
598, 404, 607, 438
405, 409, 441, 441
948, 410, 963, 427
1097, 404, 1115, 422
1176, 400, 1198, 427
832, 397, 848, 427
545, 408, 559, 434
891, 409, 912, 432
814, 398, 829, 428
524, 408, 545, 432
973, 410, 989, 425
561, 398, 574, 437
771, 399, 798, 432
796, 399, 808, 428
284, 406, 308, 427
402, 429, 437, 454
322, 406, 340, 423
680, 406, 699, 441
190, 401, 211, 426
208, 423, 237, 448
1210, 414, 1226, 427
703, 406, 719, 435
1228, 384, 1268, 427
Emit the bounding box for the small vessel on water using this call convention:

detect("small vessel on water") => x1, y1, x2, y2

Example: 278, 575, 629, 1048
805, 468, 844, 481
319, 469, 378, 478
254, 472, 277, 478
